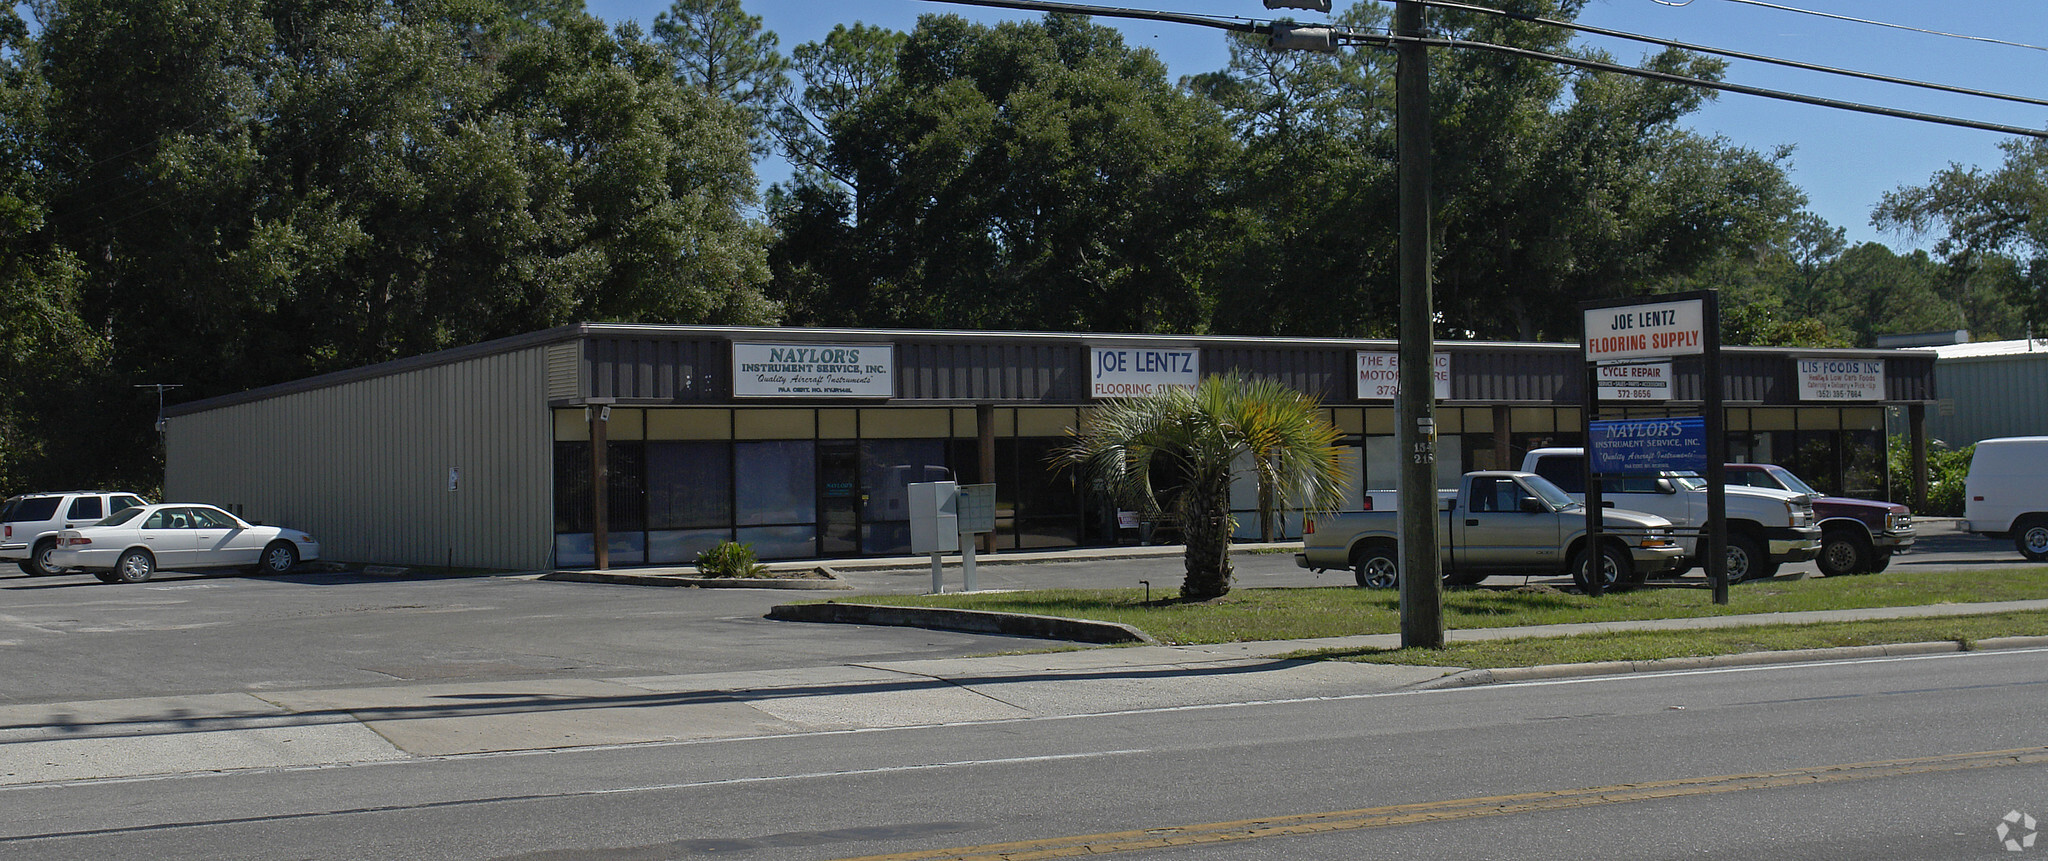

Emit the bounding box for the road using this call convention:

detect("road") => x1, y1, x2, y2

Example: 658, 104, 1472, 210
3, 646, 2044, 860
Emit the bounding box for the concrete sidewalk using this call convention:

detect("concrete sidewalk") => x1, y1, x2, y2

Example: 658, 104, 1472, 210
5, 598, 2046, 788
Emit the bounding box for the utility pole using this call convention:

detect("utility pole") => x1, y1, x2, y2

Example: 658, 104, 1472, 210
1394, 0, 1443, 649
135, 383, 183, 488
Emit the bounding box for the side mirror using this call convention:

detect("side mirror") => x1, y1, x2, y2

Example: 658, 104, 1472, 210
1655, 479, 1676, 494
1520, 497, 1548, 513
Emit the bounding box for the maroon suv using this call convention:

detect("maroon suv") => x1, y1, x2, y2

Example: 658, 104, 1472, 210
1725, 463, 1914, 576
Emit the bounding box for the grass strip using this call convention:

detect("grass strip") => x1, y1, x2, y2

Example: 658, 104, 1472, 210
1288, 610, 2048, 668
826, 567, 2048, 646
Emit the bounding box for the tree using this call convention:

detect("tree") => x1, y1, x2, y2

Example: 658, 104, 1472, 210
766, 13, 1237, 333
1875, 138, 2048, 333
1057, 374, 1347, 601
652, 0, 790, 151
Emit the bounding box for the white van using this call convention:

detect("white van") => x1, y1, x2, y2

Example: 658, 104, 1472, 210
1961, 437, 2048, 561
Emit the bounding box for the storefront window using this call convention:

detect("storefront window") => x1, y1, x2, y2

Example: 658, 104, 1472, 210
736, 440, 816, 526
860, 439, 949, 554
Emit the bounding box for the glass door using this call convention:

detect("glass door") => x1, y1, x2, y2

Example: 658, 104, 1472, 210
819, 441, 859, 556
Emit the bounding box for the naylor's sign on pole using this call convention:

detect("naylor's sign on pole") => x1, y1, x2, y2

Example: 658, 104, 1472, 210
1588, 417, 1707, 473
1584, 297, 1706, 361
1090, 346, 1199, 399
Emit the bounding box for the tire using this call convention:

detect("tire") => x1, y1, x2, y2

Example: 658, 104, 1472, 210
258, 541, 299, 575
26, 538, 62, 576
1444, 570, 1490, 588
1867, 548, 1893, 574
112, 549, 155, 583
2017, 518, 2048, 562
92, 571, 121, 584
1725, 533, 1774, 583
1352, 543, 1398, 590
1815, 529, 1869, 577
1572, 543, 1635, 593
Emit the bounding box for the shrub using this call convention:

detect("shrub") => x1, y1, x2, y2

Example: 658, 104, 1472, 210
1888, 436, 1974, 515
695, 541, 770, 578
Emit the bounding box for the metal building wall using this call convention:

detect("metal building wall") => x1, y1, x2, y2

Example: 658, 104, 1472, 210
1923, 352, 2048, 446
165, 346, 557, 570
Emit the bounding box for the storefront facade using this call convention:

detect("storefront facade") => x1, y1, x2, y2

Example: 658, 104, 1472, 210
164, 323, 1936, 570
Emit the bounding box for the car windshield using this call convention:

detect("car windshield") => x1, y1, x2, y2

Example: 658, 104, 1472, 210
1521, 475, 1582, 510
96, 507, 146, 527
1666, 473, 1709, 491
3, 497, 60, 523
1764, 467, 1820, 495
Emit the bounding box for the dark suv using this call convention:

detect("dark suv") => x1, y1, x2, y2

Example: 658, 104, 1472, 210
1724, 464, 1913, 576
1, 491, 151, 576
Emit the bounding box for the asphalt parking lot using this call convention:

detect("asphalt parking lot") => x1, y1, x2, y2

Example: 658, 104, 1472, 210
0, 519, 2018, 707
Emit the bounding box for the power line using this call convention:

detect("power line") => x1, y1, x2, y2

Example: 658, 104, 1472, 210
914, 0, 2048, 139
1419, 0, 2048, 109
1656, 0, 2048, 54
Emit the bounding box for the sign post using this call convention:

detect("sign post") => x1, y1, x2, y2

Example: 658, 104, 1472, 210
1581, 292, 1727, 603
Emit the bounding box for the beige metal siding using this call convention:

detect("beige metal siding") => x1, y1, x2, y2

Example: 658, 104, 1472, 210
165, 347, 555, 570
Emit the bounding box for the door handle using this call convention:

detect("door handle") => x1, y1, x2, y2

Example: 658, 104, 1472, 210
1465, 519, 1479, 526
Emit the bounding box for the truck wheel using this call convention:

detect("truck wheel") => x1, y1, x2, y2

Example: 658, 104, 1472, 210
1573, 543, 1634, 593
1725, 534, 1774, 583
2017, 518, 2048, 562
1352, 543, 1398, 590
26, 538, 64, 576
1816, 529, 1869, 577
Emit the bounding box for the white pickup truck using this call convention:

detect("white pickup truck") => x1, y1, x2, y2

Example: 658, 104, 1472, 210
1295, 471, 1685, 592
1521, 448, 1821, 582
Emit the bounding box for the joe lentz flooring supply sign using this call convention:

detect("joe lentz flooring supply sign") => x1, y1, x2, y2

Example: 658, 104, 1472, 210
733, 343, 894, 398
1583, 297, 1706, 361
1588, 416, 1707, 474
1796, 358, 1885, 401
1091, 347, 1200, 399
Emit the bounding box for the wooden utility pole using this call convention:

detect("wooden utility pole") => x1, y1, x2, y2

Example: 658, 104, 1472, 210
1395, 0, 1443, 649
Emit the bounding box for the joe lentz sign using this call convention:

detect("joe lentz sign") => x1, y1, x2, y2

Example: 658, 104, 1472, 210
1091, 347, 1200, 399
1584, 298, 1705, 361
734, 343, 894, 398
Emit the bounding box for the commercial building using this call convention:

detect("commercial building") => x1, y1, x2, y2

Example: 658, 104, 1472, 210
1911, 338, 2048, 448
164, 324, 1936, 570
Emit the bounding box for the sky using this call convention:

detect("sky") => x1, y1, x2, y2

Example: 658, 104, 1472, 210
579, 0, 2048, 251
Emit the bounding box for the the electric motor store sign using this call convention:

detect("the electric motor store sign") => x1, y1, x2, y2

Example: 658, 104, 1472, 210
733, 343, 894, 398
1356, 352, 1450, 400
1584, 298, 1706, 361
1596, 361, 1672, 401
1797, 358, 1885, 401
1091, 347, 1200, 399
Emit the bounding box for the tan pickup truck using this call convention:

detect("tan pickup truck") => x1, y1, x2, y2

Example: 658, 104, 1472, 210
1295, 471, 1685, 592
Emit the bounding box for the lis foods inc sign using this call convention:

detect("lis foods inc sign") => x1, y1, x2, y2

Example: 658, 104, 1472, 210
1797, 358, 1885, 401
733, 343, 894, 398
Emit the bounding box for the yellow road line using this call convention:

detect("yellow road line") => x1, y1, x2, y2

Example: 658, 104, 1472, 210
833, 746, 2048, 861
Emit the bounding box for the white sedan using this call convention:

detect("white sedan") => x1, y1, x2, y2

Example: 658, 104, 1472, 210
50, 503, 321, 584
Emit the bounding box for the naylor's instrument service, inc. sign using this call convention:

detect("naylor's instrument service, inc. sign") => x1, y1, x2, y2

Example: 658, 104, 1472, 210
732, 343, 894, 398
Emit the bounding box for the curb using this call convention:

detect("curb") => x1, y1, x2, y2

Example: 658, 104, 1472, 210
542, 569, 855, 590
767, 601, 1158, 645
1413, 635, 2048, 690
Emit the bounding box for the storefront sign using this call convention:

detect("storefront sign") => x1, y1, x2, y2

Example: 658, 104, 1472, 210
733, 343, 894, 398
1356, 352, 1451, 400
1090, 347, 1200, 399
1796, 358, 1885, 401
1595, 361, 1672, 401
1584, 298, 1706, 361
1589, 417, 1707, 474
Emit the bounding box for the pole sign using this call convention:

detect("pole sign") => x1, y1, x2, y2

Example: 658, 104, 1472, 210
1584, 297, 1706, 361
1090, 347, 1200, 399
1588, 417, 1707, 474
1356, 352, 1450, 400
1595, 361, 1672, 401
733, 343, 894, 398
1796, 358, 1885, 401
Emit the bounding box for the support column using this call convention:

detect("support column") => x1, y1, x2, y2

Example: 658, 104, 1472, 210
1910, 403, 1929, 511
978, 403, 997, 553
589, 399, 614, 571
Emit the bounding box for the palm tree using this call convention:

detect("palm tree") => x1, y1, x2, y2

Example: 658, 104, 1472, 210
1057, 373, 1348, 601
